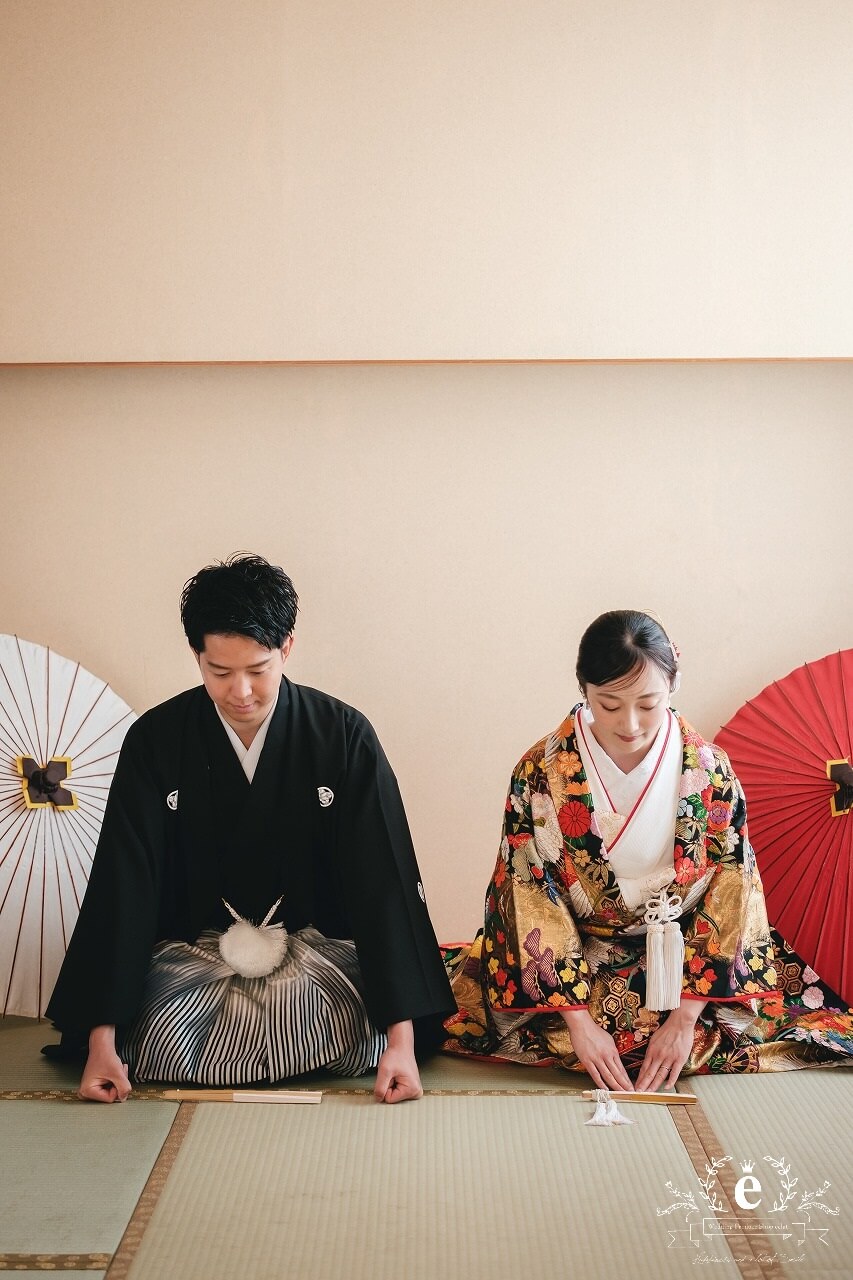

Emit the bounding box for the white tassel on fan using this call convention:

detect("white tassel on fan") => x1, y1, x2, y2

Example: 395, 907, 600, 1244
643, 888, 685, 1011
584, 1088, 634, 1126
218, 896, 289, 978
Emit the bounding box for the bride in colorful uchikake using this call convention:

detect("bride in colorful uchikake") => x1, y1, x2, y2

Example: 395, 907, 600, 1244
443, 611, 853, 1090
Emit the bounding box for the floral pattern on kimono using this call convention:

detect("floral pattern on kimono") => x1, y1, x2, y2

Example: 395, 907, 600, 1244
443, 709, 853, 1074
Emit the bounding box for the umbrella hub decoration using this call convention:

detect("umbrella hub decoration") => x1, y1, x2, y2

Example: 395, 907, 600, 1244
1, 635, 137, 1018
716, 649, 853, 1005
16, 755, 78, 810
827, 760, 853, 818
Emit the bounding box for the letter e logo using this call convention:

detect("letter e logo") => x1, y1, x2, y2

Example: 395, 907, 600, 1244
734, 1175, 762, 1210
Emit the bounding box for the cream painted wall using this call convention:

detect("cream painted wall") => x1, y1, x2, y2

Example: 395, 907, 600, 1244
1, 361, 850, 938
3, 1, 853, 360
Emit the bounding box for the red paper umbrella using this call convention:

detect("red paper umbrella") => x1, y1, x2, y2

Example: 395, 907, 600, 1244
716, 650, 853, 1004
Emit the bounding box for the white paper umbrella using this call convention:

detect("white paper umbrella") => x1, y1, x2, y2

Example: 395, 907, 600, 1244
0, 634, 136, 1017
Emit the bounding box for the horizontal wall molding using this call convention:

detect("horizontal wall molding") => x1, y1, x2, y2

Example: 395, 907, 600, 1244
3, 357, 853, 369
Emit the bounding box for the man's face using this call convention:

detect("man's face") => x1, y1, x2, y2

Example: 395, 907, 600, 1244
195, 633, 292, 740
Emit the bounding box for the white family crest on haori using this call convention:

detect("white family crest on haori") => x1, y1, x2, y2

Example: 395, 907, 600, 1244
0, 635, 136, 1017
166, 789, 178, 810
317, 786, 334, 807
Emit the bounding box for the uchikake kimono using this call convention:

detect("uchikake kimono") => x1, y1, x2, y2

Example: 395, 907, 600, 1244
46, 679, 454, 1084
443, 707, 853, 1073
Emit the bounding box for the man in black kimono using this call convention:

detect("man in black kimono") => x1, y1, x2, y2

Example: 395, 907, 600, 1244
47, 554, 454, 1103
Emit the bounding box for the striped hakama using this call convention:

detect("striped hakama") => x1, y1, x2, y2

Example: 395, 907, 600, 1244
122, 927, 386, 1085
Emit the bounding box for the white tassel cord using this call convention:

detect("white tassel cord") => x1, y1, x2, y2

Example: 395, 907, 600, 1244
643, 889, 685, 1011
585, 1090, 609, 1126
584, 1088, 634, 1127
218, 895, 289, 978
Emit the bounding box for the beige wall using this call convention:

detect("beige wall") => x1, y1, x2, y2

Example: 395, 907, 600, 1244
3, 1, 853, 360
1, 361, 850, 938
2, 4, 852, 938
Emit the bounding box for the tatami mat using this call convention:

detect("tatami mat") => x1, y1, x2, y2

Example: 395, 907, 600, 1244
8, 1012, 849, 1279
0, 1018, 81, 1092
1, 1016, 589, 1094
171, 1049, 585, 1095
687, 1073, 853, 1279
0, 1100, 177, 1255
122, 1094, 736, 1280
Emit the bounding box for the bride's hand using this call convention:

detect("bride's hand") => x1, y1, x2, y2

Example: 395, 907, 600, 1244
634, 1001, 705, 1092
561, 1008, 633, 1091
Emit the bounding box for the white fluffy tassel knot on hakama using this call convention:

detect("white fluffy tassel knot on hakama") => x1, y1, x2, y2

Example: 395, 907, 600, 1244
218, 896, 289, 978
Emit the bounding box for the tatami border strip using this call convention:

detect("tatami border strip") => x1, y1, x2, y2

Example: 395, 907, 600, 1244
103, 1103, 197, 1280
311, 1087, 588, 1096
0, 1254, 110, 1271
0, 1086, 589, 1100
668, 1095, 786, 1280
0, 1089, 174, 1102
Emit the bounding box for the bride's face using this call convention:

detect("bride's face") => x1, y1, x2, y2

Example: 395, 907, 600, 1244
584, 662, 672, 768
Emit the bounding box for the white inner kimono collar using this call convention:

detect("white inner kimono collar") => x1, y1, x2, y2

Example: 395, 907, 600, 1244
575, 704, 682, 911
215, 701, 277, 783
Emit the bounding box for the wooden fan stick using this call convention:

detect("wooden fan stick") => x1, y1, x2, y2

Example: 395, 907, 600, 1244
162, 1088, 322, 1104
581, 1089, 696, 1105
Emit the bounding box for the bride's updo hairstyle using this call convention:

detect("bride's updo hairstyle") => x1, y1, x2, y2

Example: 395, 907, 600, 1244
576, 610, 678, 694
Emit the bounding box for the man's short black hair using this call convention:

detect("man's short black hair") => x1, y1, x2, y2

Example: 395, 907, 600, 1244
180, 553, 299, 652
